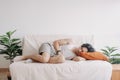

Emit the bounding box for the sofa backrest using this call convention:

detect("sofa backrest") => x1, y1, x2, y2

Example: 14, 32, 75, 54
22, 34, 94, 55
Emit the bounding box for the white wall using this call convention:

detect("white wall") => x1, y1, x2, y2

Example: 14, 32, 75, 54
0, 0, 120, 68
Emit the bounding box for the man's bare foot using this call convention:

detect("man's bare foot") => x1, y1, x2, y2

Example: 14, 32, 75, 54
13, 56, 26, 62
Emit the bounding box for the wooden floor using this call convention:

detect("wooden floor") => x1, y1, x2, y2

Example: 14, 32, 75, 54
112, 64, 120, 80
0, 68, 8, 80
1, 65, 120, 80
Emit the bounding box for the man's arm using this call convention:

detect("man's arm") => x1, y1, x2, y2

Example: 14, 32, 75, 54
53, 39, 72, 53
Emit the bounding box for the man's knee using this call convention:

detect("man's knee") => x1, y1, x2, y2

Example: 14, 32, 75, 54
41, 57, 49, 63
57, 54, 65, 63
41, 52, 50, 63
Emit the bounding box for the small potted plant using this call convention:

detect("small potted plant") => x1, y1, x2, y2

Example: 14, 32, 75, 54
0, 30, 22, 63
101, 46, 120, 64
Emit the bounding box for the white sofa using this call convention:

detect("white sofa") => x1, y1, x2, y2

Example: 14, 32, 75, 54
10, 35, 112, 80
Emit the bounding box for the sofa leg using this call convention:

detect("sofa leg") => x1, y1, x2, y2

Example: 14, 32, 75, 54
7, 76, 11, 80
7, 72, 11, 80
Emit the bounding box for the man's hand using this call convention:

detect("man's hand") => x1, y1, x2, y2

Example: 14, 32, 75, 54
58, 39, 73, 45
72, 56, 86, 61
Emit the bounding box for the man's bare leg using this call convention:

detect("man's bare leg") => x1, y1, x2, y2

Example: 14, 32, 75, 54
19, 52, 50, 63
49, 53, 65, 63
15, 53, 65, 63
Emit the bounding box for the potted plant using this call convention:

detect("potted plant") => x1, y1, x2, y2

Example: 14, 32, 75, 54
0, 30, 22, 63
101, 46, 120, 64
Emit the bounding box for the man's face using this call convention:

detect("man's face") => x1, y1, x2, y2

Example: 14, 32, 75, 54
81, 47, 88, 52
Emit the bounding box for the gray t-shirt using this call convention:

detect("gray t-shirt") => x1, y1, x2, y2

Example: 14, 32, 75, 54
61, 45, 76, 60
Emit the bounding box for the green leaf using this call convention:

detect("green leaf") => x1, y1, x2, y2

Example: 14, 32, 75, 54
6, 31, 11, 39
0, 50, 9, 55
110, 58, 120, 64
11, 41, 21, 45
6, 30, 16, 38
4, 56, 10, 59
101, 49, 110, 56
11, 38, 20, 42
101, 49, 109, 53
16, 49, 22, 55
0, 35, 7, 39
111, 54, 120, 56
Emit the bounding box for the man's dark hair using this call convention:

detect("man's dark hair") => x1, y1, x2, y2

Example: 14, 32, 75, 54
81, 43, 95, 52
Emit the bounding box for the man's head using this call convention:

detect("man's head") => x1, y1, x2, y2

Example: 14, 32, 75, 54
80, 43, 95, 52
